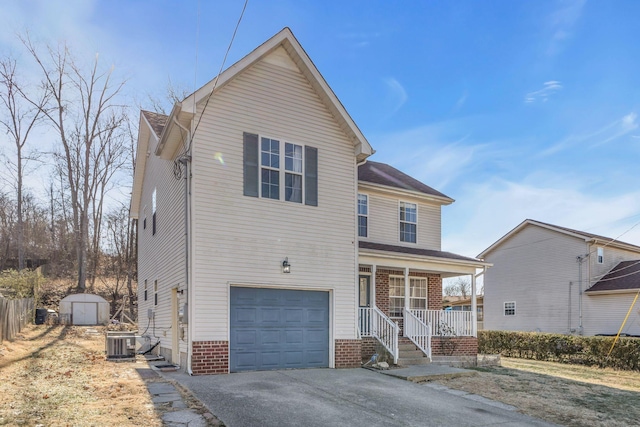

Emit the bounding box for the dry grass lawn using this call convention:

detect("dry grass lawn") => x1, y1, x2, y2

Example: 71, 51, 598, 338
0, 324, 161, 426
434, 357, 640, 426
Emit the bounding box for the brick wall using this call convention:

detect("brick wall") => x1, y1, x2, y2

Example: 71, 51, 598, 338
335, 339, 362, 368
361, 337, 377, 362
432, 336, 477, 356
191, 341, 229, 375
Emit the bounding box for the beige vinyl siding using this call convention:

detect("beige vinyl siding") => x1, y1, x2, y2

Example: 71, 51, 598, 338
583, 293, 640, 336
483, 225, 587, 334
137, 132, 188, 362
361, 188, 441, 250
190, 50, 357, 344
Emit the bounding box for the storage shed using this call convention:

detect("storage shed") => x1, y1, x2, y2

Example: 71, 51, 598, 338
59, 294, 110, 325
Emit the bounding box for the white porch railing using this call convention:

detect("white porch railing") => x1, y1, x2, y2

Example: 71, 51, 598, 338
403, 308, 431, 361
411, 310, 474, 337
358, 307, 399, 364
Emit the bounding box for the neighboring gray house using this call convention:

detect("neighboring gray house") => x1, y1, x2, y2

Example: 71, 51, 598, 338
130, 28, 488, 375
479, 219, 640, 336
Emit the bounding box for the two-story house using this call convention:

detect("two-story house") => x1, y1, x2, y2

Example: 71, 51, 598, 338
479, 219, 640, 336
131, 28, 488, 374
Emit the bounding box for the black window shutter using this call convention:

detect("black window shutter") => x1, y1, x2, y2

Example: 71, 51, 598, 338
243, 132, 259, 197
305, 146, 318, 206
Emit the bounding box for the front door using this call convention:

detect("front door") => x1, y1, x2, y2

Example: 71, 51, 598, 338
359, 275, 371, 335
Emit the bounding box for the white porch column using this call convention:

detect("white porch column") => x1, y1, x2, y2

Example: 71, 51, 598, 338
471, 272, 477, 338
404, 267, 410, 310
372, 264, 377, 309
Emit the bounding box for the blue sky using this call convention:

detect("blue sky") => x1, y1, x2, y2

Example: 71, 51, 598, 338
1, 0, 639, 257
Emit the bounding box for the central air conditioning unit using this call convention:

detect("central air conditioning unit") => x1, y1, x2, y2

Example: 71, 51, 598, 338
105, 331, 138, 360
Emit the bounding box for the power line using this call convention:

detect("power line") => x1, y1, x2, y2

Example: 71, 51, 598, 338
187, 0, 249, 153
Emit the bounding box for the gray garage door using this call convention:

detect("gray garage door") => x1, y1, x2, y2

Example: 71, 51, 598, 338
230, 287, 329, 372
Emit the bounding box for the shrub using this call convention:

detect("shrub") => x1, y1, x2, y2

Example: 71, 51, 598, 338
479, 330, 640, 371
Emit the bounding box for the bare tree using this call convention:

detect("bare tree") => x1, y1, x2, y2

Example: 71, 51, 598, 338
0, 56, 49, 271
21, 37, 128, 291
444, 277, 472, 298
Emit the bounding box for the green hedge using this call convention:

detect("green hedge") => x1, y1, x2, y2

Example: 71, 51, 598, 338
478, 330, 640, 371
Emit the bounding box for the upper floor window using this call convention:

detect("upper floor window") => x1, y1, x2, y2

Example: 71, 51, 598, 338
244, 132, 317, 206
399, 202, 417, 243
358, 194, 368, 237
597, 247, 604, 264
504, 301, 515, 316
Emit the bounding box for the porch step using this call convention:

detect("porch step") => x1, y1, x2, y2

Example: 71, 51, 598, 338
397, 339, 430, 367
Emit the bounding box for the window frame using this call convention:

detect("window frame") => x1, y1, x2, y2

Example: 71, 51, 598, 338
358, 193, 368, 238
409, 277, 427, 310
259, 135, 305, 203
389, 275, 405, 318
144, 279, 148, 301
597, 247, 604, 264
152, 189, 157, 235
154, 280, 158, 306
399, 201, 418, 243
504, 301, 516, 316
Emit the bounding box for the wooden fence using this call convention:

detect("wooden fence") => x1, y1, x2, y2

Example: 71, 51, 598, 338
0, 297, 34, 343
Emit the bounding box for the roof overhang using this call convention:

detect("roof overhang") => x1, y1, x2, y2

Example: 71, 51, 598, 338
359, 181, 454, 205
359, 248, 490, 278
585, 288, 640, 296
130, 111, 158, 219
154, 103, 194, 160
180, 27, 373, 163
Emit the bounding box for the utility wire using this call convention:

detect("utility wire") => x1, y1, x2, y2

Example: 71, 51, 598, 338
187, 0, 248, 154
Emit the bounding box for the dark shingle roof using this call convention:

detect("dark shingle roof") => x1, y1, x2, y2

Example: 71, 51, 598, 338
142, 110, 169, 137
359, 241, 483, 263
358, 161, 451, 200
587, 260, 640, 293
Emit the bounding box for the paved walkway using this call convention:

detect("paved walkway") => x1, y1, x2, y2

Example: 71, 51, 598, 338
136, 365, 221, 426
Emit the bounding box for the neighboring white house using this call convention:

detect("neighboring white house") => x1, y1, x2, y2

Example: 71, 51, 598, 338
479, 219, 640, 336
59, 293, 110, 325
130, 28, 488, 374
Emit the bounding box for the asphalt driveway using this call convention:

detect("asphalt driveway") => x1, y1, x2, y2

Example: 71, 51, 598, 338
164, 368, 555, 427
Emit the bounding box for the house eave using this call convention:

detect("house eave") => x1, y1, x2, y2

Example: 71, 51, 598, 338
154, 103, 194, 160
358, 181, 454, 205
359, 248, 490, 276
585, 288, 640, 295
130, 112, 157, 219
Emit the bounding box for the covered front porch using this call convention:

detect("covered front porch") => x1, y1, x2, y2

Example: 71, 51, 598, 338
357, 242, 489, 365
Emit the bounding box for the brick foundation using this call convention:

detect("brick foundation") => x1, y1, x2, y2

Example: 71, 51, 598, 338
361, 337, 377, 362
335, 339, 362, 368
191, 341, 229, 375
432, 336, 478, 356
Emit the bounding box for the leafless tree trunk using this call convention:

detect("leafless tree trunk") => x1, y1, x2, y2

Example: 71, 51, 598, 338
20, 36, 127, 291
0, 57, 48, 271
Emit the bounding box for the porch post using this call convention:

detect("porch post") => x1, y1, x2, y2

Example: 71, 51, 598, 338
404, 267, 410, 311
372, 264, 377, 309
471, 272, 477, 337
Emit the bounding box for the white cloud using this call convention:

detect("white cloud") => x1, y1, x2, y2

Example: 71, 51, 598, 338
524, 80, 563, 103
443, 176, 640, 258
541, 112, 639, 155
382, 77, 408, 118
546, 0, 586, 56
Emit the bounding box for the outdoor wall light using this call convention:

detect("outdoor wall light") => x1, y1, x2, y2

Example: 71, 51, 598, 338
282, 257, 291, 273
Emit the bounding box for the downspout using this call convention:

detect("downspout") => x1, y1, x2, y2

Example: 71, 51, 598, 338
354, 158, 367, 340
576, 251, 589, 336
174, 117, 194, 375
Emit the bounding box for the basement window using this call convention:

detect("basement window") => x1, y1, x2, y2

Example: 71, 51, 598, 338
597, 247, 604, 264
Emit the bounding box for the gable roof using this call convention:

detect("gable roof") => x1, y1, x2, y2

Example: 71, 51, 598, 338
157, 27, 373, 162
358, 161, 453, 203
586, 260, 640, 293
478, 219, 640, 259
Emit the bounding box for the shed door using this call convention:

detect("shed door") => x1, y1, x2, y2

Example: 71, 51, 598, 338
230, 287, 329, 372
72, 302, 98, 325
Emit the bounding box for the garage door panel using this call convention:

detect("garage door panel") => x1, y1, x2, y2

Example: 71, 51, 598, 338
235, 307, 257, 323
230, 287, 329, 372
